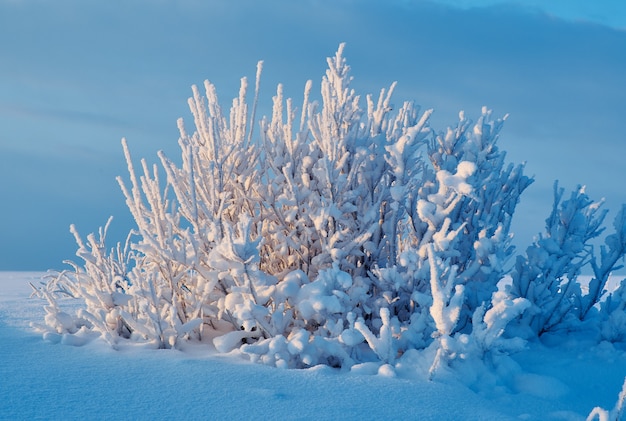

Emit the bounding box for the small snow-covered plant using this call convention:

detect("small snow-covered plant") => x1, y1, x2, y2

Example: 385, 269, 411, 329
594, 208, 626, 343
599, 278, 626, 343
462, 285, 530, 359
509, 183, 607, 336
579, 205, 626, 321
509, 185, 626, 338
32, 218, 134, 347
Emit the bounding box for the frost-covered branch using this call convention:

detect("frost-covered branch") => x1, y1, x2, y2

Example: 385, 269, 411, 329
510, 183, 608, 336
579, 205, 626, 320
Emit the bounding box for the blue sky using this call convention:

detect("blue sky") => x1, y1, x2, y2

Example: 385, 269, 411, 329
1, 0, 625, 270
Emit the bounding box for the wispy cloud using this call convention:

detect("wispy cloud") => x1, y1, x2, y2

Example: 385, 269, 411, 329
0, 102, 134, 131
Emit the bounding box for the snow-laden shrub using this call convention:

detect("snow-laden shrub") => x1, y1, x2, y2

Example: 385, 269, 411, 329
600, 280, 626, 343
33, 44, 626, 375
509, 187, 626, 338
509, 183, 606, 336
584, 206, 626, 320
32, 219, 133, 347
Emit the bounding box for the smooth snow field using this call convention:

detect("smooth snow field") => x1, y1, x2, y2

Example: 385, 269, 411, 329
1, 272, 626, 420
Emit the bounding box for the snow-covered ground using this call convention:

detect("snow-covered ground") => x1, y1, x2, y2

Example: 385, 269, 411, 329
2, 272, 625, 420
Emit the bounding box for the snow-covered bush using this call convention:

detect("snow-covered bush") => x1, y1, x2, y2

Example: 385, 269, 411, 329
600, 280, 626, 343
584, 206, 626, 319
33, 44, 626, 376
509, 187, 626, 338
509, 183, 606, 336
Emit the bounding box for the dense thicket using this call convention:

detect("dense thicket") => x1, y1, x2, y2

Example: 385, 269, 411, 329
33, 45, 626, 376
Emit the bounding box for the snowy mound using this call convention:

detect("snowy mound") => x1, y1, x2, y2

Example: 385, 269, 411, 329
2, 272, 626, 419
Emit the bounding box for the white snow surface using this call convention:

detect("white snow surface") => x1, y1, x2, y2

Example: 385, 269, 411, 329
2, 272, 626, 420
